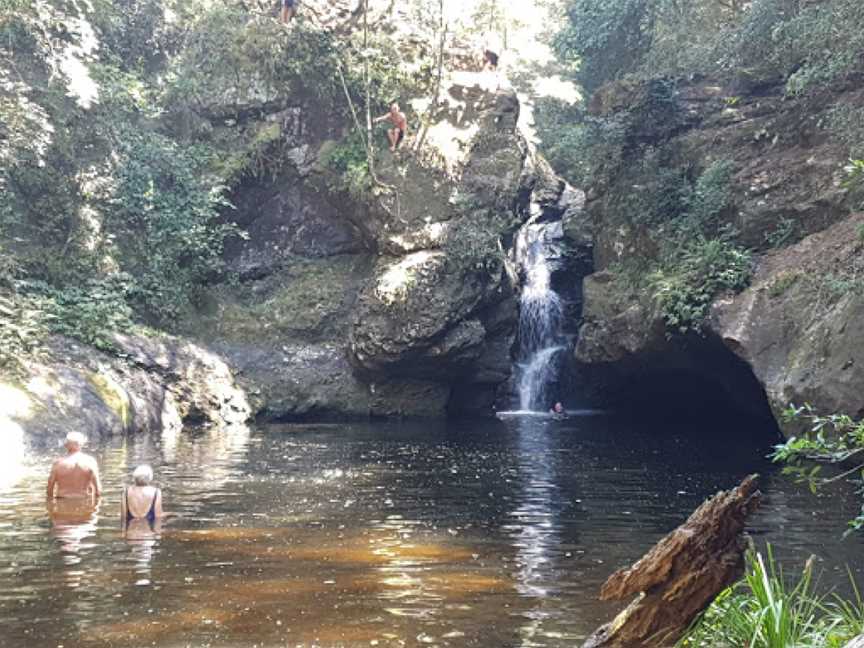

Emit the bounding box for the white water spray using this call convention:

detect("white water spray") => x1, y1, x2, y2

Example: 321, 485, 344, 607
514, 222, 565, 411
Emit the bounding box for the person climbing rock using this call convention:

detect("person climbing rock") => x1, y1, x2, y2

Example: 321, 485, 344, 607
281, 0, 297, 23
374, 103, 408, 152
46, 432, 102, 500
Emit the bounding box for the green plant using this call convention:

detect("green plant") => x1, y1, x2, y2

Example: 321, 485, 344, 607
649, 234, 751, 333
103, 130, 242, 325
679, 546, 858, 648
22, 276, 134, 352
775, 404, 864, 534
764, 218, 798, 250
767, 271, 800, 298
322, 131, 373, 199
683, 159, 736, 228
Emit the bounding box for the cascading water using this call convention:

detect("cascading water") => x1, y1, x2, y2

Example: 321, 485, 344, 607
513, 221, 565, 412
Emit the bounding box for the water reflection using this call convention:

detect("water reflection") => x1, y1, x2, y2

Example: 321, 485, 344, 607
47, 498, 100, 586
508, 416, 566, 646
124, 518, 163, 584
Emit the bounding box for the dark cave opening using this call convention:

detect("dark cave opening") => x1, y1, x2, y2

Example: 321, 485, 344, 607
573, 333, 782, 441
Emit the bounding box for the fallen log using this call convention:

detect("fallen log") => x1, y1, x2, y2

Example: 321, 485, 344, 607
844, 637, 864, 648
582, 474, 762, 648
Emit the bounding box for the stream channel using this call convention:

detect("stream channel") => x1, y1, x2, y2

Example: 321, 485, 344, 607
2, 417, 863, 647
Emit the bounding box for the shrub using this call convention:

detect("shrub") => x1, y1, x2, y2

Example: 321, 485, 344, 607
679, 545, 864, 648
649, 234, 752, 334
774, 404, 864, 534
23, 275, 134, 352
322, 131, 372, 199
103, 130, 241, 324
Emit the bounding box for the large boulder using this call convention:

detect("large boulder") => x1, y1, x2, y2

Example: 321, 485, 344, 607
711, 213, 864, 428
1, 333, 250, 444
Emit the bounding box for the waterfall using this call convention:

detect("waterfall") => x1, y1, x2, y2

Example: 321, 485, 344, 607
514, 221, 565, 412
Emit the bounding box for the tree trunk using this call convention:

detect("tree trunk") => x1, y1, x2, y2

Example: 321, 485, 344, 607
582, 474, 762, 648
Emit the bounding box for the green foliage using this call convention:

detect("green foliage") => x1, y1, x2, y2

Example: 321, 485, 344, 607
680, 546, 863, 648
23, 276, 134, 352
684, 160, 736, 228
648, 233, 752, 334
552, 0, 864, 93
104, 130, 240, 324
553, 0, 656, 92
767, 270, 801, 298
843, 159, 864, 210
774, 404, 864, 534
764, 218, 798, 250
322, 131, 372, 199
534, 98, 628, 188
606, 159, 751, 334
825, 105, 864, 160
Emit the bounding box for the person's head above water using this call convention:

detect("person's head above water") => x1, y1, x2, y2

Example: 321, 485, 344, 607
553, 402, 564, 413
64, 431, 87, 452
132, 464, 154, 487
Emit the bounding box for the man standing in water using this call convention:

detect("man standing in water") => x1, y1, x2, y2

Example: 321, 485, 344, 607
47, 432, 102, 499
374, 103, 408, 152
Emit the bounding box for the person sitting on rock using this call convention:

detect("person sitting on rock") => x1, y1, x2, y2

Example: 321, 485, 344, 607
374, 103, 408, 152
47, 432, 102, 500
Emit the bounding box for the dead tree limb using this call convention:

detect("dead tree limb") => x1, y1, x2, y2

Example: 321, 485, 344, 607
582, 474, 762, 648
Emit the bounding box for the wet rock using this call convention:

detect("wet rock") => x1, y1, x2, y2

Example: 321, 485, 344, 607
219, 341, 450, 420
583, 475, 762, 648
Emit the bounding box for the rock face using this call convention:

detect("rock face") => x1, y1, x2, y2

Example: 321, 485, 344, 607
583, 475, 762, 648
572, 75, 863, 432
1, 333, 250, 445
180, 71, 561, 420
2, 3, 573, 433
711, 213, 864, 424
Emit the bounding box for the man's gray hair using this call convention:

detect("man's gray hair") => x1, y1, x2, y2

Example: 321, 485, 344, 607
64, 431, 87, 448
132, 464, 154, 486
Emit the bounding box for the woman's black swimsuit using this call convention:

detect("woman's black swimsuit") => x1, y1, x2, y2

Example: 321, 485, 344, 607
126, 487, 159, 526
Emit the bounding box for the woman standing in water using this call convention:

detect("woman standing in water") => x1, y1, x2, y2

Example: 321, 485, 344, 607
121, 465, 166, 532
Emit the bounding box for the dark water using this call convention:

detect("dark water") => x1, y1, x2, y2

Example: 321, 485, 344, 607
1, 415, 863, 647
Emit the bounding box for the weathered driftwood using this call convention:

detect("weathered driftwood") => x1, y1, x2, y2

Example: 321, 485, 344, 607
844, 637, 864, 648
582, 474, 762, 648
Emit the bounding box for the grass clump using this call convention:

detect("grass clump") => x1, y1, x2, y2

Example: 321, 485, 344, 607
680, 546, 864, 648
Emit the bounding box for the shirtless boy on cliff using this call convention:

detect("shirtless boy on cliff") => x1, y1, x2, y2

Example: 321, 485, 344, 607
47, 432, 102, 499
374, 103, 408, 152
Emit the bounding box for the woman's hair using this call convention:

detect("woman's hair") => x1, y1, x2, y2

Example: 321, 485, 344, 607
132, 464, 154, 486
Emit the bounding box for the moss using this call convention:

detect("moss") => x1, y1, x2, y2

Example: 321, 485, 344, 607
767, 270, 802, 298
191, 255, 372, 344
86, 372, 132, 430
